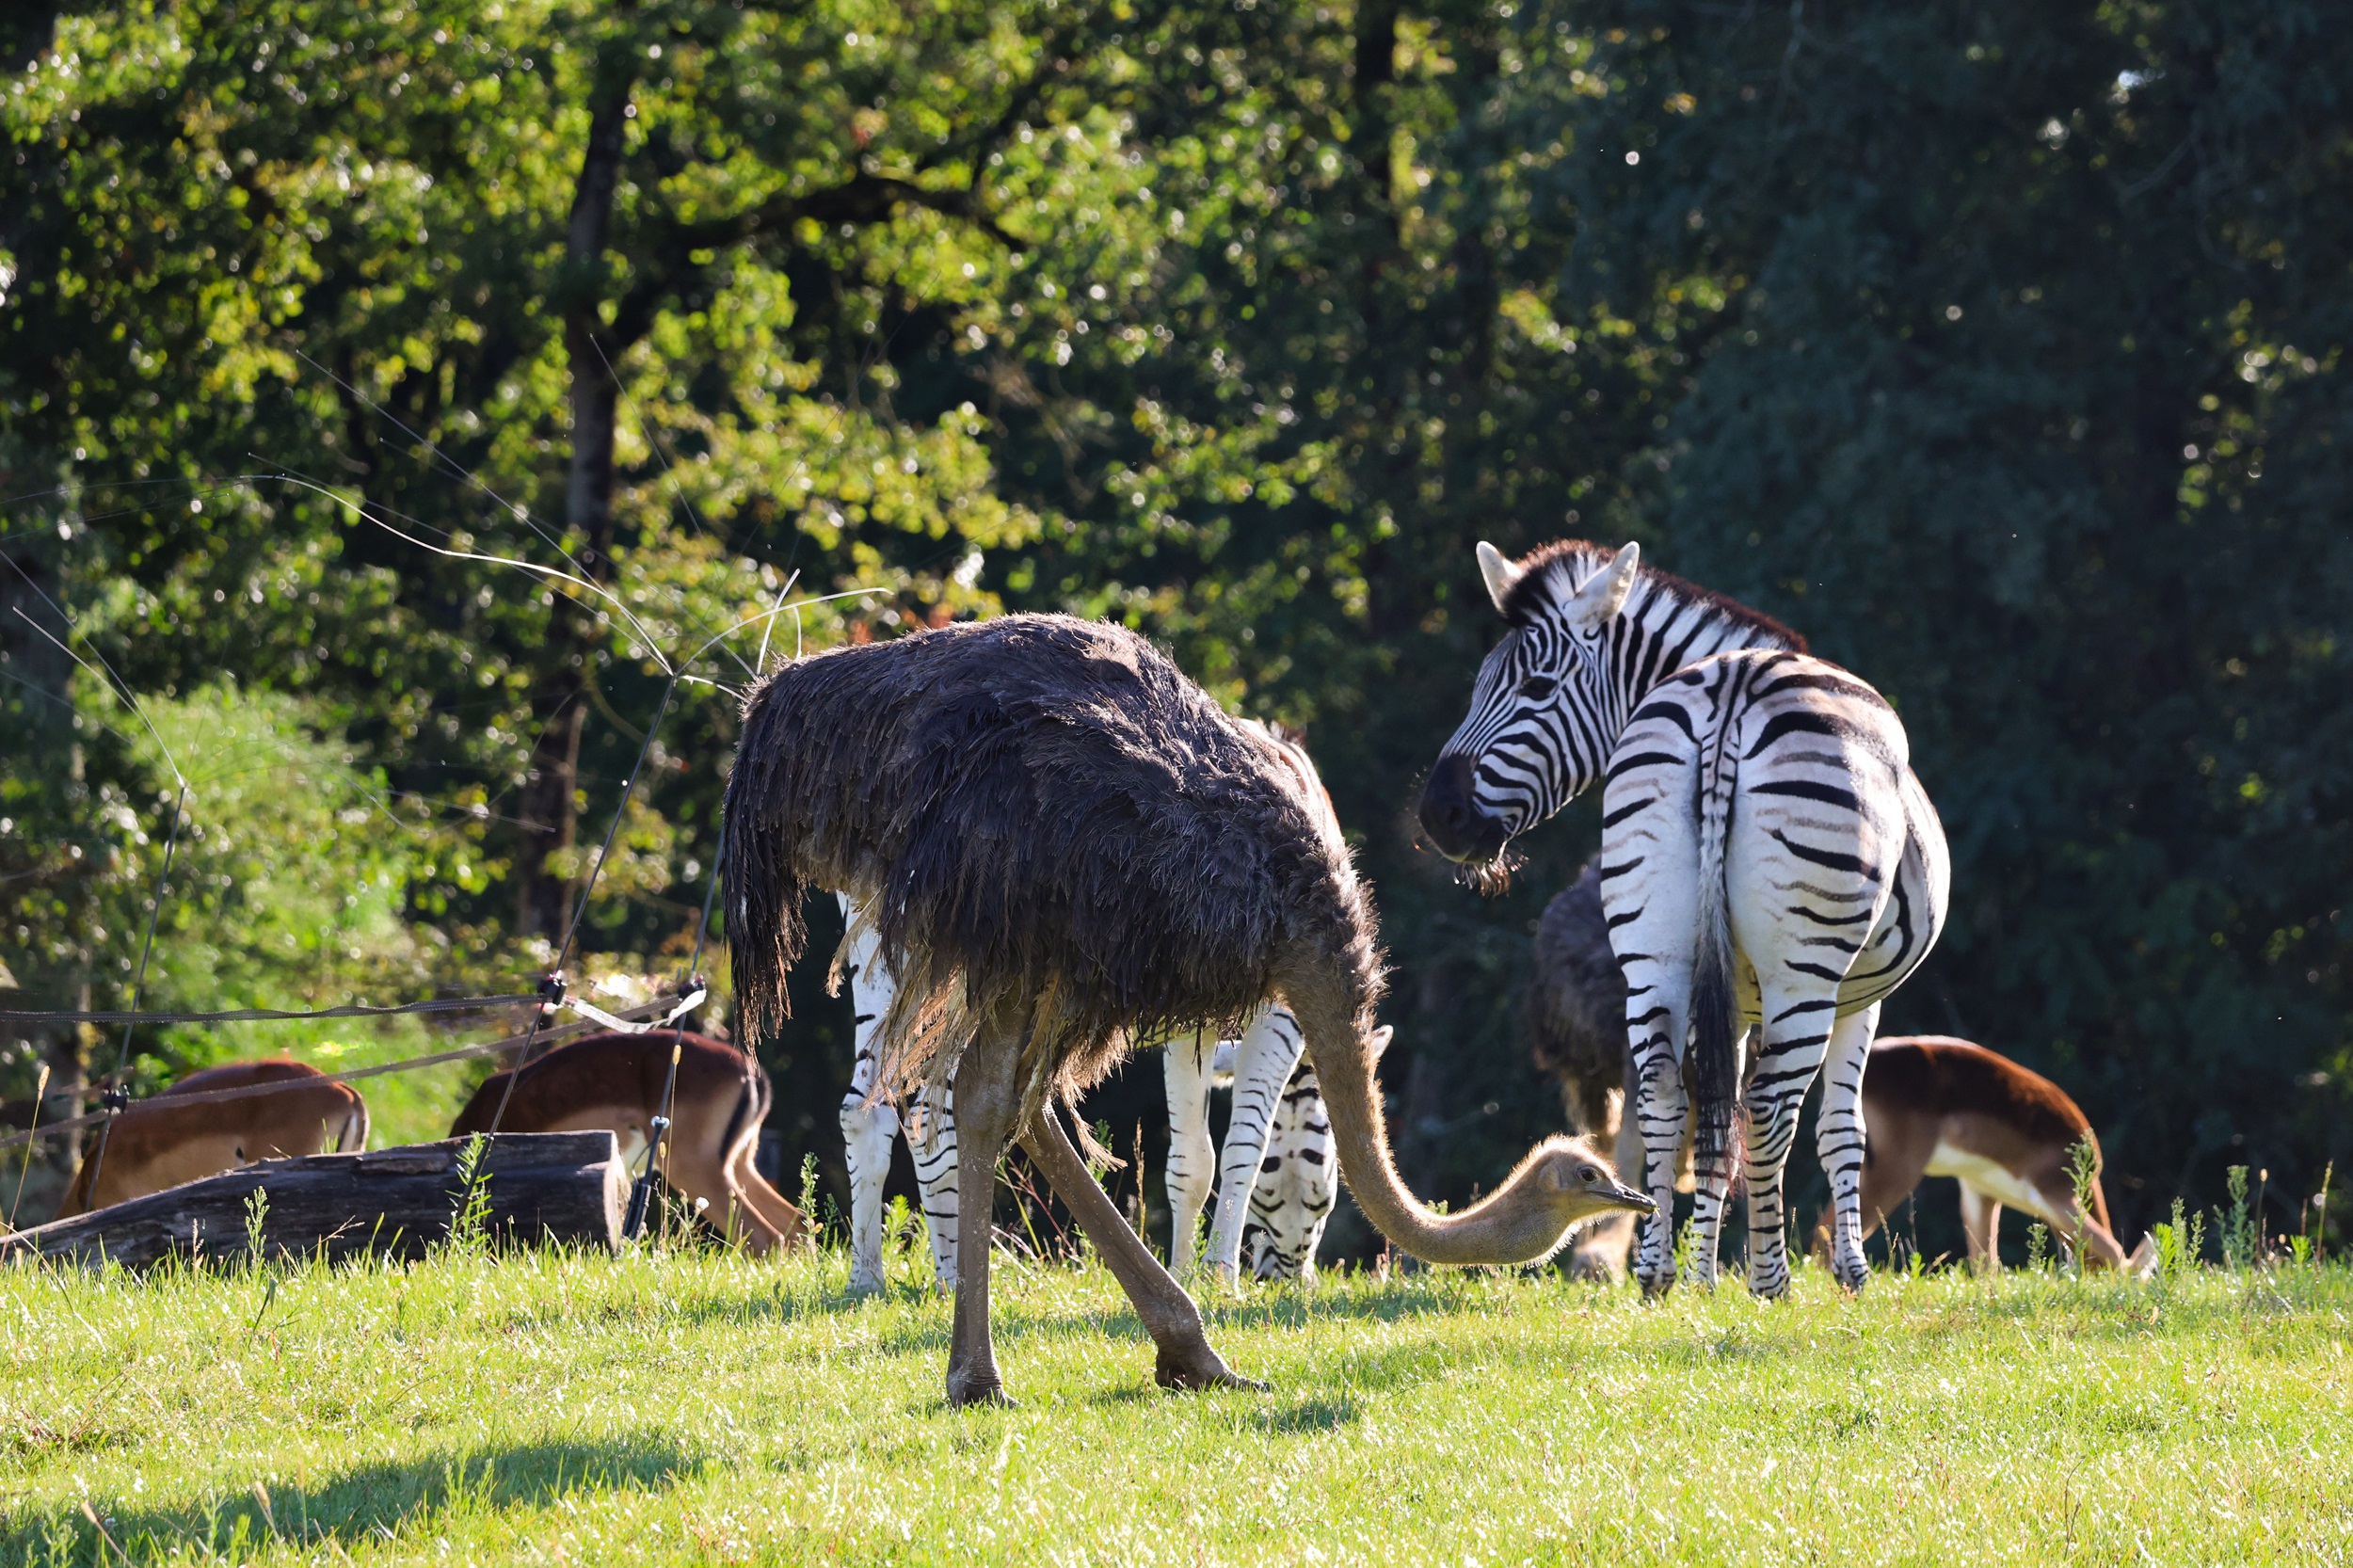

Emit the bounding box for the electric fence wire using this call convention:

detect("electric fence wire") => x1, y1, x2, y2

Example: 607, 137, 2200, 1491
3, 412, 878, 1226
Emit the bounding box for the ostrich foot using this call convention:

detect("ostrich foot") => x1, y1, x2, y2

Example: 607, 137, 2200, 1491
946, 1371, 1017, 1409
1154, 1341, 1266, 1393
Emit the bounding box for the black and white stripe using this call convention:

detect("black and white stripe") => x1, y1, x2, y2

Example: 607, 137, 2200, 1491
839, 900, 960, 1292
1241, 1056, 1337, 1283
840, 894, 1334, 1291
1167, 1004, 1338, 1284
1423, 540, 1949, 1297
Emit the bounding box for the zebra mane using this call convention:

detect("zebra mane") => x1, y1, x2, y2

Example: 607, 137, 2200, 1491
1498, 538, 1807, 654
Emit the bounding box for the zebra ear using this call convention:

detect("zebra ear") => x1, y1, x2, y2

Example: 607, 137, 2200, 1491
1567, 541, 1641, 632
1475, 541, 1526, 615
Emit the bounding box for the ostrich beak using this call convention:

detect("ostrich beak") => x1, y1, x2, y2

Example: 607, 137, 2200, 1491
1606, 1178, 1657, 1214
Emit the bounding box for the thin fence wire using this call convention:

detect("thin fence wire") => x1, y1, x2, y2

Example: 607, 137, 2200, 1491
0, 996, 686, 1159
0, 994, 549, 1030
7, 412, 878, 1219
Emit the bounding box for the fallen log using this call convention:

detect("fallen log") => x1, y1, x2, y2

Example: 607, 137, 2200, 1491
0, 1131, 627, 1269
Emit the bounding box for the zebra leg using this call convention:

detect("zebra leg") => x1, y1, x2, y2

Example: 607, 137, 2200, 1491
1248, 1063, 1337, 1283
840, 1079, 901, 1293
1627, 1000, 1692, 1298
1683, 1024, 1753, 1290
1598, 775, 1705, 1300
1289, 1091, 1337, 1286
1740, 1006, 1834, 1299
1161, 1030, 1216, 1278
1562, 1080, 1633, 1283
837, 907, 898, 1294
1815, 1002, 1883, 1294
1204, 1004, 1304, 1287
909, 1079, 959, 1292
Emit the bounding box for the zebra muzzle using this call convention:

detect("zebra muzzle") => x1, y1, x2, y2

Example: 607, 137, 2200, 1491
1416, 754, 1511, 862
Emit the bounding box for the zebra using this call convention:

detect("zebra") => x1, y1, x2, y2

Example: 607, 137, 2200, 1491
837, 901, 962, 1291
1167, 1004, 1344, 1286
837, 897, 1339, 1292
1237, 1044, 1341, 1283
1418, 539, 1949, 1297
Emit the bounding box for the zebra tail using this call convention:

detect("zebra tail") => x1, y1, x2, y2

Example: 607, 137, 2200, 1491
1689, 733, 1740, 1174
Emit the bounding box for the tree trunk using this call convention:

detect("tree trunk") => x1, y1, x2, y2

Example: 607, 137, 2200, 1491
517, 74, 633, 941
0, 535, 93, 1205
0, 1131, 627, 1268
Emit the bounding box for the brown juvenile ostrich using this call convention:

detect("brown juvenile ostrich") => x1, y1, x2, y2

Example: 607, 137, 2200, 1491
1526, 863, 1710, 1282
1525, 862, 1641, 1282
726, 614, 1654, 1406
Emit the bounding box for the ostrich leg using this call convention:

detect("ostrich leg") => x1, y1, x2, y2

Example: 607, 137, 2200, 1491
1018, 1100, 1262, 1393
944, 1027, 1021, 1408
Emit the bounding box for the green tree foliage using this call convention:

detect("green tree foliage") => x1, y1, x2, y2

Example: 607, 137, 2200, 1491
1, 0, 2345, 1249
1517, 0, 2353, 1229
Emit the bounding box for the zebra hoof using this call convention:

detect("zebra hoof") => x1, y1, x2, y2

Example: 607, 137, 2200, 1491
1637, 1270, 1676, 1302
1833, 1258, 1870, 1296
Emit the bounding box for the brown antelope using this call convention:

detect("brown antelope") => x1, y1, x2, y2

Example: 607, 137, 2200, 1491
449, 1029, 808, 1254
1819, 1034, 2144, 1272
56, 1058, 369, 1217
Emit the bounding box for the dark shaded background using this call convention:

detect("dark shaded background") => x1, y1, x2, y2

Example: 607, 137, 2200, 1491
4, 0, 2345, 1260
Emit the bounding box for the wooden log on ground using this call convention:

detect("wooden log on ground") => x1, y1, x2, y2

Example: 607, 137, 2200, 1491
0, 1131, 627, 1269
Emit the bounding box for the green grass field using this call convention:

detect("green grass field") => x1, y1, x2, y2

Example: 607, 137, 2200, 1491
2, 1240, 2348, 1566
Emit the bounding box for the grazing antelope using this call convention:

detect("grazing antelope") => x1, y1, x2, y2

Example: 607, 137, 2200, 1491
449, 1030, 808, 1254
1818, 1035, 2143, 1272
56, 1058, 369, 1217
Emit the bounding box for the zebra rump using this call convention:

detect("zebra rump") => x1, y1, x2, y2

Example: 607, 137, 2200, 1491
724, 614, 1379, 1122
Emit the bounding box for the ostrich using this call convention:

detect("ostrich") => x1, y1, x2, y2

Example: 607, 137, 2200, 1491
1526, 862, 1717, 1282
1525, 863, 1642, 1283
726, 614, 1654, 1405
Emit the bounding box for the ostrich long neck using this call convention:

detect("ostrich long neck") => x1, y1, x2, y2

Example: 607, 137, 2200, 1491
1291, 988, 1574, 1266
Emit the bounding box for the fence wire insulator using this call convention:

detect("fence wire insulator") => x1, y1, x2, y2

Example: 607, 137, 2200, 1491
99, 1087, 130, 1114
535, 972, 568, 1014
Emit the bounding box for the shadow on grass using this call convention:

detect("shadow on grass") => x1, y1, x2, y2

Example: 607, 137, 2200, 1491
1078, 1380, 1363, 1432
1256, 1393, 1361, 1432
1199, 1274, 1510, 1333
8, 1435, 698, 1565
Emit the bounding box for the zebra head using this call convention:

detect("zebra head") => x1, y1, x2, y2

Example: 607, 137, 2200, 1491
1418, 539, 1641, 866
